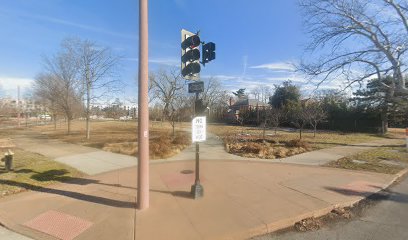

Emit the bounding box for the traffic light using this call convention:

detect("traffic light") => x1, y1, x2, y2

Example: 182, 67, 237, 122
181, 29, 201, 80
195, 99, 207, 116
202, 42, 216, 65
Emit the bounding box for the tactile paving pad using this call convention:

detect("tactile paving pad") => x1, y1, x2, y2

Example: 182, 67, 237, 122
23, 210, 93, 240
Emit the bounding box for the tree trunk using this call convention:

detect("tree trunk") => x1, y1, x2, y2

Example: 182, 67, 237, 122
54, 115, 57, 130
299, 128, 302, 139
67, 118, 71, 135
262, 120, 266, 142
172, 124, 175, 137
86, 82, 91, 140
381, 104, 389, 135
313, 123, 317, 138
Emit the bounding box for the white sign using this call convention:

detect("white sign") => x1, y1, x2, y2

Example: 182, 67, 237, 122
192, 116, 206, 142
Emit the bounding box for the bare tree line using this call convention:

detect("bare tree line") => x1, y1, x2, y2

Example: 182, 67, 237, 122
148, 68, 230, 135
33, 37, 120, 137
299, 0, 408, 96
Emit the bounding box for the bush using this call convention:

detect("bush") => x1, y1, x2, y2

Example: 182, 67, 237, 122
285, 139, 310, 149
172, 133, 190, 145
240, 142, 263, 154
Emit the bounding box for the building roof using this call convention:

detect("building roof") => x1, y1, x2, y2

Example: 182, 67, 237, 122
231, 98, 269, 108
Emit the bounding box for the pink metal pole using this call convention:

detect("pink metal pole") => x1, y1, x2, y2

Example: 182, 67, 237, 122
137, 0, 149, 210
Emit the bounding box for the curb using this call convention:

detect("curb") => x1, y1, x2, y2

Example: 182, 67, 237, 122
245, 167, 408, 239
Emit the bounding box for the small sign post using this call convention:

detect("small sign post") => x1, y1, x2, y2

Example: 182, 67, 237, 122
192, 116, 206, 142
191, 116, 206, 199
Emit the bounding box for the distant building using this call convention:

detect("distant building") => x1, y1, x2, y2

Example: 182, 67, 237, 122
0, 97, 46, 118
225, 98, 269, 123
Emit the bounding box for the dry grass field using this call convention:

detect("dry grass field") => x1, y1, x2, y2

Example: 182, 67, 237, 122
31, 120, 191, 159
20, 120, 406, 161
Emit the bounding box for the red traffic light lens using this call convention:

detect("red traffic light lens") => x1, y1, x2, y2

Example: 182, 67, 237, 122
182, 35, 201, 49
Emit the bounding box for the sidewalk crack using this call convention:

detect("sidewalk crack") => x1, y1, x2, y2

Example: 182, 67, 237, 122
277, 182, 332, 205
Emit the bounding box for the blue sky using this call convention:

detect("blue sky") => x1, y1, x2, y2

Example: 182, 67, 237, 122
0, 0, 332, 100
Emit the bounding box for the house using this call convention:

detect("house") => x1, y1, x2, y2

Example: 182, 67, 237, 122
225, 98, 269, 124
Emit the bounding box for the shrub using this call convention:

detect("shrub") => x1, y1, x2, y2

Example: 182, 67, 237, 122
285, 139, 310, 149
240, 142, 263, 154
172, 133, 190, 145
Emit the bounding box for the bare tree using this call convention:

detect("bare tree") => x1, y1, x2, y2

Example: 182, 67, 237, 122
250, 87, 261, 102
259, 107, 272, 142
63, 38, 120, 140
251, 85, 273, 103
299, 0, 408, 96
149, 68, 185, 133
289, 105, 309, 139
40, 44, 83, 134
32, 74, 61, 130
33, 73, 81, 134
167, 93, 191, 136
269, 107, 286, 135
200, 77, 229, 121
304, 101, 327, 137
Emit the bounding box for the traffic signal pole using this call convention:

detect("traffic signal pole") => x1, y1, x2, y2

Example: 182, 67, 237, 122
191, 92, 203, 199
137, 0, 149, 210
181, 29, 215, 199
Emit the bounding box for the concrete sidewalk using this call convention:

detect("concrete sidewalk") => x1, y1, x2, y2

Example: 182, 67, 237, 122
13, 132, 137, 175
0, 226, 32, 240
0, 160, 401, 240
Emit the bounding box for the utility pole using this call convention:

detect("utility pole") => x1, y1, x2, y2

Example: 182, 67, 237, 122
17, 86, 21, 127
137, 0, 149, 210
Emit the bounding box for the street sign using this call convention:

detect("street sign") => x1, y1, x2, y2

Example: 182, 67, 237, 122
192, 116, 206, 142
188, 81, 204, 93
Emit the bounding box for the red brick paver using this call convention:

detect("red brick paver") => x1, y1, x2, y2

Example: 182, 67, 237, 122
23, 210, 93, 240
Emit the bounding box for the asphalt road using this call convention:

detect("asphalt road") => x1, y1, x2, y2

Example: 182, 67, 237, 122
253, 174, 408, 240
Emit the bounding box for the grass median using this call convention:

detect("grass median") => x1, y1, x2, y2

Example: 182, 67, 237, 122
326, 146, 408, 174
0, 148, 83, 198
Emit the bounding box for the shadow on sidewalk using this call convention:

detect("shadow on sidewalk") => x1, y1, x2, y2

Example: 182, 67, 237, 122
1, 168, 194, 208
15, 169, 136, 190
0, 179, 137, 209
324, 186, 408, 204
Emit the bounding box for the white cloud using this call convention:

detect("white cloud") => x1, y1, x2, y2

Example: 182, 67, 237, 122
148, 58, 179, 66
0, 77, 34, 98
202, 75, 238, 81
0, 77, 33, 90
265, 76, 307, 83
250, 62, 295, 71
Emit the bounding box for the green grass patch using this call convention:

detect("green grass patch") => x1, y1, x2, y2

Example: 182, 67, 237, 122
0, 148, 83, 198
326, 146, 408, 174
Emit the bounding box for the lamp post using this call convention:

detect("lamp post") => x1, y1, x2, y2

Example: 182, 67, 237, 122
137, 0, 149, 210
